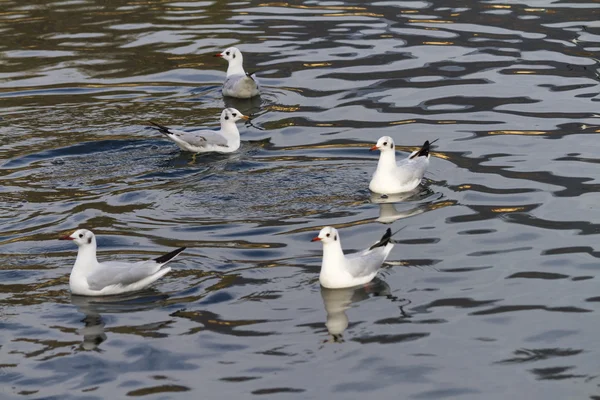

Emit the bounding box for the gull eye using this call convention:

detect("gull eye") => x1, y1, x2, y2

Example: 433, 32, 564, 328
232, 113, 237, 117
225, 115, 229, 120
226, 51, 230, 56
326, 233, 330, 237
79, 233, 83, 238
383, 142, 388, 146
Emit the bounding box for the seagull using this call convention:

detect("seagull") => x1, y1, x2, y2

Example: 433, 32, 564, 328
311, 227, 394, 289
369, 137, 436, 195
214, 47, 260, 98
60, 229, 185, 296
149, 108, 249, 154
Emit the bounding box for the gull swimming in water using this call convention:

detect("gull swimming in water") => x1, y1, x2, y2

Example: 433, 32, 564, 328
60, 229, 185, 296
149, 108, 249, 154
214, 47, 260, 98
369, 137, 437, 195
311, 227, 394, 289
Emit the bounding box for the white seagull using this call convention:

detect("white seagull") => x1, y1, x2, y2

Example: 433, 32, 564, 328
214, 47, 260, 98
369, 137, 436, 195
149, 108, 249, 154
60, 229, 185, 296
312, 227, 394, 289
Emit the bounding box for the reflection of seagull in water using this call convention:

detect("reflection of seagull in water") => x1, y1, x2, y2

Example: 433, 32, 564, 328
71, 296, 107, 350
368, 186, 435, 204
320, 280, 410, 343
71, 290, 169, 350
369, 189, 442, 224
376, 203, 429, 224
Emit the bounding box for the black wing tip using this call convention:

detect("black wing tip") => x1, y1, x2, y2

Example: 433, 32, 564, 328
154, 246, 186, 264
148, 121, 172, 135
369, 228, 392, 250
245, 71, 257, 81
410, 140, 434, 159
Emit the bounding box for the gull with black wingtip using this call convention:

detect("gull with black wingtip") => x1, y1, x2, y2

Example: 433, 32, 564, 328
214, 47, 260, 98
311, 227, 394, 289
369, 137, 437, 195
149, 108, 249, 155
60, 229, 185, 296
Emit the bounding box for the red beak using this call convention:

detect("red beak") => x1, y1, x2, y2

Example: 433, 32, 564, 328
311, 237, 321, 242
59, 235, 74, 240
369, 145, 379, 151
214, 53, 223, 58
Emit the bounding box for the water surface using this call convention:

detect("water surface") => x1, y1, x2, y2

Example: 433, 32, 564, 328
1, 0, 600, 398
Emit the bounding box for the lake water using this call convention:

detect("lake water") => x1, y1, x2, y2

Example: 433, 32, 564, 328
1, 0, 600, 398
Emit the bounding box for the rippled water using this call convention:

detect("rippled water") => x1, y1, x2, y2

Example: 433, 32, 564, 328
1, 0, 600, 398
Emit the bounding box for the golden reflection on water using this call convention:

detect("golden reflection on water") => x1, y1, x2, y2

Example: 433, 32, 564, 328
423, 42, 454, 46
303, 63, 332, 68
267, 105, 300, 112
490, 207, 526, 213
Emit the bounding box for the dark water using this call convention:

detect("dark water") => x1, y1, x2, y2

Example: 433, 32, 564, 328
1, 0, 600, 398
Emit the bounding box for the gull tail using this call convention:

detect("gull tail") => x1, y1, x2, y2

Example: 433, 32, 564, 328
149, 121, 174, 137
369, 228, 392, 250
409, 138, 439, 159
154, 247, 186, 265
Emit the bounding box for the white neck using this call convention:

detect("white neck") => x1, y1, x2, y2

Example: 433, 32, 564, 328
219, 121, 241, 143
320, 239, 347, 274
375, 150, 397, 173
73, 240, 98, 272
226, 59, 245, 76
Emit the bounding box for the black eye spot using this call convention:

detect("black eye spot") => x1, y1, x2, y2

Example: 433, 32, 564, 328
88, 237, 92, 244
391, 143, 394, 149
383, 142, 387, 146
79, 234, 83, 238
232, 113, 237, 117
326, 233, 330, 237
226, 51, 230, 56
233, 54, 236, 59
225, 115, 229, 120
334, 235, 337, 241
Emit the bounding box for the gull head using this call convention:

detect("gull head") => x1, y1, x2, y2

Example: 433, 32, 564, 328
370, 136, 394, 152
221, 108, 249, 123
214, 47, 243, 64
59, 228, 95, 246
311, 226, 340, 245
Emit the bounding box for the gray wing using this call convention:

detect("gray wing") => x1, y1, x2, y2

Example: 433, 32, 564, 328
395, 156, 428, 183
87, 260, 161, 291
177, 130, 229, 148
224, 75, 242, 92
344, 247, 390, 278
224, 74, 260, 95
